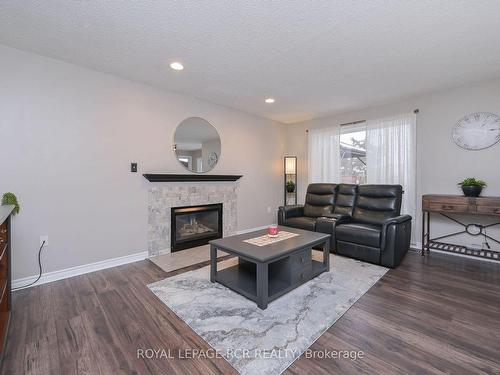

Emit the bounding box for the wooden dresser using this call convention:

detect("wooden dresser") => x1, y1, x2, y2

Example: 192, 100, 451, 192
422, 195, 500, 261
0, 205, 14, 362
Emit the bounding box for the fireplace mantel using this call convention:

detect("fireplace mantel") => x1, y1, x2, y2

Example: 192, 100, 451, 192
143, 174, 242, 182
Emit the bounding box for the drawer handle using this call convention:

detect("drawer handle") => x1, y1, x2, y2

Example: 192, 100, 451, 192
300, 256, 304, 263
300, 273, 304, 279
442, 205, 454, 210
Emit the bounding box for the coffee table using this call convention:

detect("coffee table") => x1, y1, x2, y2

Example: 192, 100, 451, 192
209, 226, 330, 309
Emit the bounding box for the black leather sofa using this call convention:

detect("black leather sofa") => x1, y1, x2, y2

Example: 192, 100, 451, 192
278, 183, 412, 267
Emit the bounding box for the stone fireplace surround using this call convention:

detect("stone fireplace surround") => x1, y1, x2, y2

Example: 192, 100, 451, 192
148, 183, 237, 256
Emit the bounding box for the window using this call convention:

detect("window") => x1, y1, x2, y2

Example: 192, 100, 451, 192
340, 124, 366, 185
308, 112, 416, 242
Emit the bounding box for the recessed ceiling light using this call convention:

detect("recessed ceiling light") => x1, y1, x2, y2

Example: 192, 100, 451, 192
170, 62, 184, 71
265, 98, 275, 104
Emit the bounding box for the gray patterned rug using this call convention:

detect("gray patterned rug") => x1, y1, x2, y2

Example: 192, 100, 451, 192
148, 254, 388, 375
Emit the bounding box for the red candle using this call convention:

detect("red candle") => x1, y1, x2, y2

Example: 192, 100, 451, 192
268, 225, 279, 236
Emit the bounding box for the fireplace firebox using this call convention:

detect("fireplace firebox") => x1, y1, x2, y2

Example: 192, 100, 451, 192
171, 203, 223, 252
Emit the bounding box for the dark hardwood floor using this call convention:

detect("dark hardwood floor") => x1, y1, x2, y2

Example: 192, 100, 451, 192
2, 251, 499, 374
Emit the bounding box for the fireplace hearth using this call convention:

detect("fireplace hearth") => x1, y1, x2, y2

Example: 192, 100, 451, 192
171, 203, 223, 252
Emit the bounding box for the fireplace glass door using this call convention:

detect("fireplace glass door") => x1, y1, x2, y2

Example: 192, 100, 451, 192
171, 203, 223, 251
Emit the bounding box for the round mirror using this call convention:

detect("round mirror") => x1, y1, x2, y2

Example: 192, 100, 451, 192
173, 117, 221, 173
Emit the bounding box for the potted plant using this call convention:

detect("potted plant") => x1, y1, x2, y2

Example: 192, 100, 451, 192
1, 192, 20, 215
457, 178, 487, 197
286, 180, 296, 193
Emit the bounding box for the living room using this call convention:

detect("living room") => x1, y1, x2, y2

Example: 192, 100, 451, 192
1, 2, 499, 374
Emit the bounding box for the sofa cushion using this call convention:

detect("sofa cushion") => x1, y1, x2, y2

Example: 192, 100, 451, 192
334, 184, 358, 216
335, 223, 381, 248
352, 184, 402, 225
303, 200, 333, 217
303, 183, 337, 217
283, 217, 317, 231
336, 241, 381, 264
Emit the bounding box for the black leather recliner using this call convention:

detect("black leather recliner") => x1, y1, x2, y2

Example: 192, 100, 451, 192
278, 183, 337, 232
278, 183, 412, 268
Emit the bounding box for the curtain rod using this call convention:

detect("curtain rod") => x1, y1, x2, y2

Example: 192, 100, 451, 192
306, 109, 419, 132
339, 119, 366, 127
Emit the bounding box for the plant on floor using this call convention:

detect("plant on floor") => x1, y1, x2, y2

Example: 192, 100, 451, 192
457, 178, 486, 197
2, 192, 20, 215
286, 180, 296, 193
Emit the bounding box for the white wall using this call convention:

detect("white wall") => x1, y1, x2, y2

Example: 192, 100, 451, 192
285, 78, 500, 248
0, 44, 285, 279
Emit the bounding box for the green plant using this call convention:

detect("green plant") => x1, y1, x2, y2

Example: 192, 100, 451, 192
457, 178, 487, 187
286, 180, 296, 192
2, 192, 20, 215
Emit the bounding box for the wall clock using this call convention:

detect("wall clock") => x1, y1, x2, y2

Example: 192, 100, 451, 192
452, 112, 500, 150
208, 152, 218, 167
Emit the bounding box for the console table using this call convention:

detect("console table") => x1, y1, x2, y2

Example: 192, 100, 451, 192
422, 195, 500, 261
0, 205, 14, 362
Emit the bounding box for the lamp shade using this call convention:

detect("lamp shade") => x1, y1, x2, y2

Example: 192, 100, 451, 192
285, 157, 296, 174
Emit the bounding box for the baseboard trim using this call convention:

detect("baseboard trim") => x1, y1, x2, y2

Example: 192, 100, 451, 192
12, 225, 270, 289
12, 251, 148, 290
17, 223, 387, 290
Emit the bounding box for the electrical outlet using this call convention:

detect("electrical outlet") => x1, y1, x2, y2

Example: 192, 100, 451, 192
131, 162, 138, 173
40, 235, 49, 247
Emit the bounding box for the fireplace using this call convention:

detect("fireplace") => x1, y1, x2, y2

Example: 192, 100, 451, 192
171, 203, 223, 252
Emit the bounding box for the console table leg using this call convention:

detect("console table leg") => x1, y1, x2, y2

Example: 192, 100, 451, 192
421, 213, 425, 256
256, 262, 269, 309
426, 212, 430, 254
210, 245, 217, 282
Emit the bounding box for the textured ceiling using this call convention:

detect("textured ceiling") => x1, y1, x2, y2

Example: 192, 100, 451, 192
1, 1, 500, 124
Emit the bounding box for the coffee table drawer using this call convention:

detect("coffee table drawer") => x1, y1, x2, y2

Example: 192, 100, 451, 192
291, 264, 312, 284
290, 250, 311, 270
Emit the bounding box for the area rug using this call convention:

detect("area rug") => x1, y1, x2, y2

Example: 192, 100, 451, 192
148, 254, 388, 375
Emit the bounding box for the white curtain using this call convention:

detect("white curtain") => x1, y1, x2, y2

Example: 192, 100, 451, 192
308, 125, 341, 183
366, 112, 417, 242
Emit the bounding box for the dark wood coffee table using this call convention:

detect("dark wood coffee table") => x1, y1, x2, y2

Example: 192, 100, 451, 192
209, 226, 330, 309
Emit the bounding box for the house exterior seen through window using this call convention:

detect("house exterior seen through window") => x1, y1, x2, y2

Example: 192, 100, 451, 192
340, 124, 367, 184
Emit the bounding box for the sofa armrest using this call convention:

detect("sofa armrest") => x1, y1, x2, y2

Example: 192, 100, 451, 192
382, 215, 412, 227
380, 215, 412, 267
277, 205, 304, 224
320, 213, 351, 222
316, 214, 351, 253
